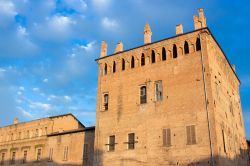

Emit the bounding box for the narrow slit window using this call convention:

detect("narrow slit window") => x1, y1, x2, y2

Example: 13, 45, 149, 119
141, 53, 145, 66
63, 146, 68, 161
37, 149, 42, 162
151, 50, 155, 63
140, 86, 147, 104
23, 150, 27, 164
162, 47, 166, 61
131, 56, 135, 68
222, 129, 227, 153
104, 63, 108, 75
103, 94, 109, 111
173, 44, 178, 58
122, 58, 125, 71
196, 38, 201, 51
155, 81, 163, 101
113, 61, 116, 73
128, 133, 135, 149
49, 148, 53, 161
184, 41, 189, 54
108, 135, 115, 151
11, 152, 16, 164
1, 153, 5, 165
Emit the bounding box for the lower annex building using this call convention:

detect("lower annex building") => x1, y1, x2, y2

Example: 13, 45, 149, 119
0, 8, 249, 166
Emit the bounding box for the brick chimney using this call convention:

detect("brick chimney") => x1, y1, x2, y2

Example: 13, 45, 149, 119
114, 41, 123, 53
100, 41, 107, 57
176, 24, 183, 35
193, 8, 207, 30
13, 117, 18, 124
144, 22, 152, 44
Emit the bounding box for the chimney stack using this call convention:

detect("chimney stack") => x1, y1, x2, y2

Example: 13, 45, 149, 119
100, 41, 107, 57
144, 22, 152, 44
176, 24, 183, 35
193, 8, 207, 30
13, 117, 18, 125
114, 41, 123, 53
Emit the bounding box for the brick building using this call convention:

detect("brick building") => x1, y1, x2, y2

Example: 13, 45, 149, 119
94, 9, 249, 166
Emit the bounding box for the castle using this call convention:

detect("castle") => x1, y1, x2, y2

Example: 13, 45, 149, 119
0, 8, 249, 166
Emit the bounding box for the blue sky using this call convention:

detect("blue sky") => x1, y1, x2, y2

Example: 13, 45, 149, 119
0, 0, 249, 139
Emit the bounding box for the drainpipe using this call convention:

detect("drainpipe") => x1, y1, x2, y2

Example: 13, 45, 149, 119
199, 33, 215, 166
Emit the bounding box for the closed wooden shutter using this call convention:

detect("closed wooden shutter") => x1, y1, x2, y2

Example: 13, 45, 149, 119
191, 125, 196, 144
163, 129, 167, 146
187, 125, 196, 145
128, 133, 135, 149
163, 128, 171, 146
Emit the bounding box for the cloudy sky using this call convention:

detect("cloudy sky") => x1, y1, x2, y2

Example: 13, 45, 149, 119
0, 0, 249, 138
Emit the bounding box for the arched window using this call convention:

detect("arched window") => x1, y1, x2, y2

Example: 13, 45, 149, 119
131, 56, 135, 68
184, 41, 189, 54
122, 58, 125, 71
140, 86, 147, 104
141, 53, 145, 66
151, 50, 155, 63
173, 44, 177, 58
113, 61, 116, 73
162, 47, 166, 61
196, 38, 201, 51
104, 63, 107, 75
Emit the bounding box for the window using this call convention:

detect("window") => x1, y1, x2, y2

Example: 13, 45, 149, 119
108, 135, 116, 151
162, 47, 166, 61
196, 38, 201, 51
104, 63, 107, 75
131, 56, 135, 68
155, 81, 163, 101
23, 150, 27, 164
128, 133, 135, 149
113, 61, 116, 73
141, 53, 145, 66
35, 129, 39, 137
173, 44, 177, 58
26, 130, 29, 138
84, 144, 88, 156
63, 146, 68, 161
184, 41, 189, 54
11, 152, 15, 165
0, 153, 5, 165
122, 58, 125, 71
103, 94, 109, 111
151, 50, 155, 63
49, 148, 53, 161
222, 129, 227, 153
140, 86, 147, 104
37, 149, 42, 162
186, 125, 196, 145
163, 128, 171, 147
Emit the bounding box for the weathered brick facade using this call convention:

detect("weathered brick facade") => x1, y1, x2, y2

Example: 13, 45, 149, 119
94, 9, 249, 166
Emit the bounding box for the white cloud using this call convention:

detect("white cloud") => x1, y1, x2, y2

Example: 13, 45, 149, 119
78, 41, 95, 52
0, 1, 16, 16
17, 26, 28, 37
64, 0, 87, 12
43, 78, 48, 83
29, 101, 51, 111
64, 95, 72, 102
102, 17, 118, 30
93, 0, 111, 10
0, 68, 6, 72
17, 106, 33, 118
32, 87, 40, 92
17, 91, 22, 95
19, 86, 25, 91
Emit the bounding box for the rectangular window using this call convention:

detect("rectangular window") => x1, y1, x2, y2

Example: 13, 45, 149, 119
84, 144, 88, 156
11, 152, 15, 165
0, 153, 5, 165
155, 81, 163, 101
63, 146, 68, 161
23, 150, 27, 164
163, 128, 171, 146
49, 148, 53, 161
35, 129, 39, 137
140, 86, 147, 104
128, 133, 135, 149
103, 94, 109, 111
108, 135, 115, 151
37, 149, 42, 162
186, 125, 196, 145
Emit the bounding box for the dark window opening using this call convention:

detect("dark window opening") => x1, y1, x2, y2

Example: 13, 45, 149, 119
155, 81, 163, 101
131, 56, 135, 68
104, 94, 109, 111
1, 153, 5, 165
104, 64, 107, 75
173, 44, 177, 58
140, 86, 147, 104
23, 151, 27, 164
222, 129, 227, 153
151, 50, 155, 63
184, 41, 189, 54
163, 128, 171, 147
108, 135, 115, 151
141, 53, 145, 66
122, 59, 125, 71
10, 152, 15, 165
128, 133, 135, 149
113, 61, 116, 73
162, 47, 166, 61
37, 149, 41, 162
196, 38, 201, 51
